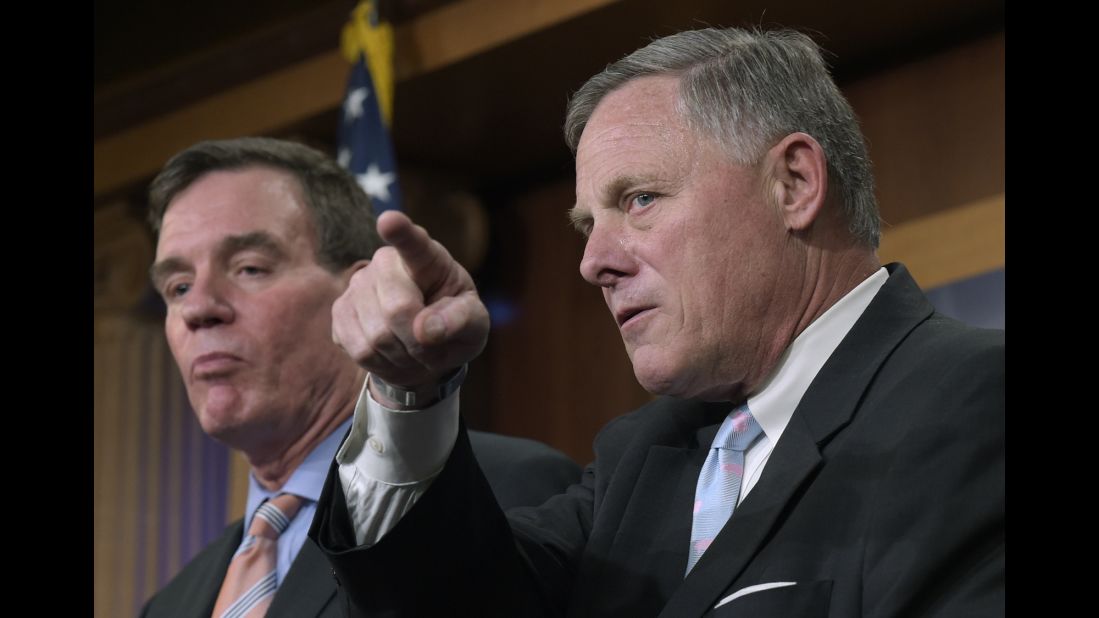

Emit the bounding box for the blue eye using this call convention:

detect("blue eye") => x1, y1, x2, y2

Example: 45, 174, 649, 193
169, 282, 191, 299
631, 193, 656, 210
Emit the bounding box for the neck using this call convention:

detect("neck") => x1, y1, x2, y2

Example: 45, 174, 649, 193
727, 243, 879, 402
247, 368, 365, 491
792, 247, 881, 337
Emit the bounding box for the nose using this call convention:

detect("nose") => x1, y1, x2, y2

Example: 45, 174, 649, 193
178, 274, 234, 329
579, 220, 635, 288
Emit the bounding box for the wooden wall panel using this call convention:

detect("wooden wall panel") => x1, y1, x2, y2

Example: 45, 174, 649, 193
878, 194, 1004, 290
847, 31, 1004, 226
484, 182, 651, 464
93, 0, 621, 199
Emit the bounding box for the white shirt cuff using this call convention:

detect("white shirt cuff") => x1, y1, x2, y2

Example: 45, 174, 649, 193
335, 375, 460, 546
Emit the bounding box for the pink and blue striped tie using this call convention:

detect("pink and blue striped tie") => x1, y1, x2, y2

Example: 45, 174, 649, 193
685, 404, 763, 575
211, 493, 304, 618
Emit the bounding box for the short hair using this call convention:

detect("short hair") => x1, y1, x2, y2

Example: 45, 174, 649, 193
564, 27, 880, 247
148, 137, 384, 270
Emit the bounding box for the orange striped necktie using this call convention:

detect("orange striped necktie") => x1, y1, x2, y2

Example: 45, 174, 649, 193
211, 493, 304, 618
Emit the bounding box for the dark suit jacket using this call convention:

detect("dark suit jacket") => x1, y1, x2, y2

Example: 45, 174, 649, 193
141, 431, 580, 617
312, 264, 1005, 617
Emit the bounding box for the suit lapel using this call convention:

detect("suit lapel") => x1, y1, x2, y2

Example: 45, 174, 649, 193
157, 520, 335, 618
577, 400, 728, 615
591, 442, 706, 613
658, 264, 935, 616
267, 537, 338, 617
658, 411, 822, 617
795, 264, 933, 446
168, 522, 241, 618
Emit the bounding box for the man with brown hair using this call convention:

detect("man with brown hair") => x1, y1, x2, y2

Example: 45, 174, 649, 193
140, 137, 579, 617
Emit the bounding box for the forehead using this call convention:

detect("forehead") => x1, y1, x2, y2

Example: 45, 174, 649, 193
575, 75, 698, 182
578, 75, 687, 151
156, 166, 313, 257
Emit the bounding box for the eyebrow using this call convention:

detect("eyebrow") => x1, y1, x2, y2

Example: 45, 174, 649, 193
600, 174, 654, 204
567, 205, 591, 234
149, 256, 188, 290
219, 231, 286, 261
149, 231, 287, 289
568, 173, 664, 234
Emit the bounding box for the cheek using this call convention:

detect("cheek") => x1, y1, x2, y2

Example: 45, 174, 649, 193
274, 284, 339, 331
164, 320, 192, 370
267, 295, 343, 366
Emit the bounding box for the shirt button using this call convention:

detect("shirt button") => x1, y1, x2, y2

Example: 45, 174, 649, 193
367, 437, 384, 453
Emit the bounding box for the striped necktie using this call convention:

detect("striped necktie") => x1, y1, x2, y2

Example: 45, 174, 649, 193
211, 493, 304, 618
685, 404, 763, 575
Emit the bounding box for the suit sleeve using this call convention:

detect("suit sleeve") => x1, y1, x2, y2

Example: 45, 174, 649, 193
311, 420, 596, 617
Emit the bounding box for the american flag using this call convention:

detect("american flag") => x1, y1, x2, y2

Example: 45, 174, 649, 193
337, 0, 402, 214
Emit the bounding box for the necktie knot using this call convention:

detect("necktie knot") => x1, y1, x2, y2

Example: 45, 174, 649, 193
248, 493, 304, 540
714, 404, 763, 453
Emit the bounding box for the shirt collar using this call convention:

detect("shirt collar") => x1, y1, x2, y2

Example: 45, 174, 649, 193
747, 267, 888, 445
243, 416, 352, 527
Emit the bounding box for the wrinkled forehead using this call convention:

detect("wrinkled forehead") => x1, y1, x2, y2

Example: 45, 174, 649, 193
574, 75, 704, 191
577, 75, 687, 151
156, 167, 313, 257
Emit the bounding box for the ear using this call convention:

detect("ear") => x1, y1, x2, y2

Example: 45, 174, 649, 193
764, 132, 829, 233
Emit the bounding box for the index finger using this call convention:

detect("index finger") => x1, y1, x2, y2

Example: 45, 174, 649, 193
376, 210, 452, 296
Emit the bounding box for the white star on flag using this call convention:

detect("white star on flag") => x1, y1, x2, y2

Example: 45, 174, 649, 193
357, 164, 396, 202
338, 1, 403, 214
343, 87, 369, 122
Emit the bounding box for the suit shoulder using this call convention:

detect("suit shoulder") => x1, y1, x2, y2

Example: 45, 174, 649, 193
866, 313, 1003, 434
140, 520, 242, 616
914, 313, 1003, 355
886, 313, 1004, 387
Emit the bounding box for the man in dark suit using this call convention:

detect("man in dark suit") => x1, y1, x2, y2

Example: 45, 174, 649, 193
312, 27, 1004, 616
139, 137, 579, 617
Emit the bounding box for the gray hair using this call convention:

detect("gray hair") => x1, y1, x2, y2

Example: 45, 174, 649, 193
564, 27, 880, 247
148, 137, 384, 271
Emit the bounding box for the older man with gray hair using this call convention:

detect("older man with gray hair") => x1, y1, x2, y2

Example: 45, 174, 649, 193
311, 27, 1004, 617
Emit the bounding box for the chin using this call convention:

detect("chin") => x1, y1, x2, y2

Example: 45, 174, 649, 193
191, 390, 246, 439
195, 408, 238, 440
630, 354, 688, 398
630, 351, 735, 401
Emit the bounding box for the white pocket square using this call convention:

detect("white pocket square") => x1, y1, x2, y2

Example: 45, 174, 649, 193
714, 581, 798, 608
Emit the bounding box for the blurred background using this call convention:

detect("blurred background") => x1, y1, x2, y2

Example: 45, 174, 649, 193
94, 0, 1004, 615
